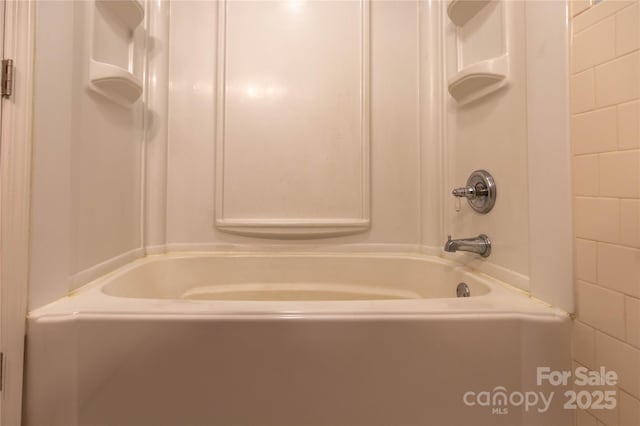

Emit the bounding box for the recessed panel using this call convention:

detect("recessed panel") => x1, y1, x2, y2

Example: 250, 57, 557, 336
216, 0, 370, 237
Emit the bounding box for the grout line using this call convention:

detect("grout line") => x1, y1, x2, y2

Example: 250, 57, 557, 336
618, 388, 640, 405
572, 0, 635, 36
623, 289, 628, 345
572, 104, 616, 117
574, 194, 640, 201
571, 48, 640, 76
593, 328, 640, 354
593, 239, 640, 253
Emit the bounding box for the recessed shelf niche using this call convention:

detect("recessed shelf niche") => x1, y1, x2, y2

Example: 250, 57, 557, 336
214, 0, 371, 239
88, 0, 144, 107
447, 0, 491, 26
446, 0, 509, 106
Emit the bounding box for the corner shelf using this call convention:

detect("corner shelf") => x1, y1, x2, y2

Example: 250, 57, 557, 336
446, 0, 510, 106
88, 0, 145, 107
95, 0, 144, 30
447, 54, 508, 106
89, 60, 143, 107
447, 0, 491, 27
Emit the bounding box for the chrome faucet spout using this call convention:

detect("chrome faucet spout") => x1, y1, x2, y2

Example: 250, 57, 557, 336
444, 234, 491, 257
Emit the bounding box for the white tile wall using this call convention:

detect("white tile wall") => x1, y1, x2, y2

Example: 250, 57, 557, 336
571, 69, 596, 113
620, 390, 640, 425
574, 198, 620, 242
594, 51, 640, 107
577, 281, 627, 339
571, 1, 640, 425
572, 107, 618, 154
572, 16, 616, 73
576, 238, 598, 282
597, 243, 640, 297
573, 320, 597, 367
618, 100, 640, 149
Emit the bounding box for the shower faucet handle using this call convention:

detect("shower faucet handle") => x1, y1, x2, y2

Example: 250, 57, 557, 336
452, 182, 489, 199
452, 185, 477, 199
450, 170, 497, 214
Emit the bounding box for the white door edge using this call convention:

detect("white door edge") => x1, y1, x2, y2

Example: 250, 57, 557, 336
0, 0, 36, 424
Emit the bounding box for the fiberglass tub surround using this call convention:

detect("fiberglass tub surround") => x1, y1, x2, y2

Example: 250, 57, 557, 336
26, 253, 572, 426
32, 252, 549, 315
24, 0, 575, 425
102, 254, 492, 301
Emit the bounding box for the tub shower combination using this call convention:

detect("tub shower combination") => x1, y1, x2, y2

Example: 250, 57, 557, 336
24, 0, 575, 425
26, 253, 571, 426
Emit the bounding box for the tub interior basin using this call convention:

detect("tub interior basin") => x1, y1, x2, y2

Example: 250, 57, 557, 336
100, 254, 491, 300
180, 283, 423, 301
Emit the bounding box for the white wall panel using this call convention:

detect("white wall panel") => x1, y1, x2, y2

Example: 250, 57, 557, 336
29, 1, 144, 309
167, 1, 420, 246
444, 0, 531, 288
216, 1, 369, 237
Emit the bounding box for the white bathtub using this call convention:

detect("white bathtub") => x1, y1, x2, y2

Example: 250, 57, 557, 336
25, 253, 572, 426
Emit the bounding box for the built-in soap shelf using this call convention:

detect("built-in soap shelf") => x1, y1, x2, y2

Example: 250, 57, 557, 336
446, 0, 509, 106
90, 60, 143, 106
447, 54, 508, 105
447, 0, 491, 27
88, 0, 144, 107
96, 0, 144, 29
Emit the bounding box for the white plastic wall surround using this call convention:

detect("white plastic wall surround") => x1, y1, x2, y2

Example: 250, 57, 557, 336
525, 0, 573, 313
447, 0, 491, 27
444, 0, 531, 291
95, 0, 144, 29
89, 60, 143, 105
144, 0, 170, 254
214, 0, 371, 239
88, 0, 144, 107
447, 0, 510, 106
447, 53, 509, 105
164, 0, 420, 248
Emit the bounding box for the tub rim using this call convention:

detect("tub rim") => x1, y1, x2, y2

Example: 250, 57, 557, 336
28, 251, 568, 320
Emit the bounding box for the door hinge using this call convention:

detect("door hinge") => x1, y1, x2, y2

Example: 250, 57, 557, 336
2, 59, 14, 98
0, 352, 4, 391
